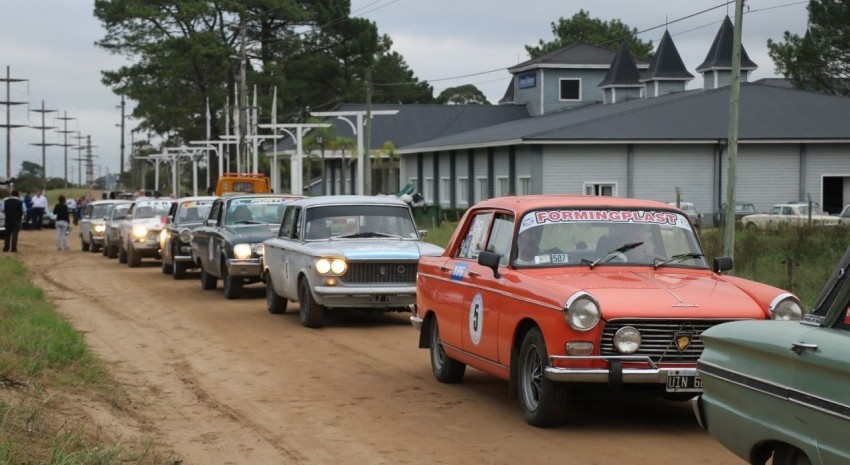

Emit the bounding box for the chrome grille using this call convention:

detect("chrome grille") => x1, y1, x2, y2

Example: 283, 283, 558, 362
344, 262, 418, 284
601, 319, 737, 363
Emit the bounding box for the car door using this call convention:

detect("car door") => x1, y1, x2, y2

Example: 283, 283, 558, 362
266, 206, 301, 299
193, 199, 221, 272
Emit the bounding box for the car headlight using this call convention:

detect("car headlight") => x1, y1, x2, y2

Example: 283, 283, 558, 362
613, 326, 641, 354
94, 224, 106, 233
251, 243, 264, 256
132, 225, 148, 238
564, 292, 601, 331
315, 258, 347, 276
233, 243, 252, 260
770, 293, 803, 321
179, 229, 192, 243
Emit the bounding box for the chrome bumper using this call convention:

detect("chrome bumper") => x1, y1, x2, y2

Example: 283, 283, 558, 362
174, 254, 193, 263
227, 258, 262, 277
312, 285, 416, 309
545, 355, 698, 385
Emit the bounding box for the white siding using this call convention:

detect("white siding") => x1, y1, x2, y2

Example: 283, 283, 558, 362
722, 146, 800, 213
541, 145, 627, 195
632, 145, 715, 216
804, 144, 850, 206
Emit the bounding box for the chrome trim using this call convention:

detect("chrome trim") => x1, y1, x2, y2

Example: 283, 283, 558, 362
313, 285, 415, 296
410, 315, 423, 331
768, 292, 799, 315
174, 254, 193, 262
226, 258, 262, 276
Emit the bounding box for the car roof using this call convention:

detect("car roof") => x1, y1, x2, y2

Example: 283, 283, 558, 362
90, 199, 133, 205
474, 195, 681, 215
174, 196, 217, 203
221, 193, 300, 202
288, 195, 409, 208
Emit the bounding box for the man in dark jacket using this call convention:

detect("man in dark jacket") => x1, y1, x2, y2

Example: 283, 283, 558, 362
3, 190, 24, 252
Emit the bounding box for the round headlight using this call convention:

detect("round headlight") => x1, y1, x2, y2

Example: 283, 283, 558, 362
316, 258, 332, 275
613, 326, 641, 354
770, 294, 803, 321
132, 225, 147, 238
330, 259, 347, 275
179, 229, 192, 243
232, 243, 252, 260
94, 224, 106, 233
565, 293, 601, 331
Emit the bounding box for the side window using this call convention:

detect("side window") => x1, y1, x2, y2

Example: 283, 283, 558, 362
208, 201, 222, 225
292, 209, 303, 240
782, 207, 793, 215
456, 212, 493, 260
168, 202, 178, 221
485, 214, 515, 266
279, 207, 298, 238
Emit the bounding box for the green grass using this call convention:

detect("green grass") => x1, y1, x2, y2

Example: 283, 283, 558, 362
0, 257, 167, 465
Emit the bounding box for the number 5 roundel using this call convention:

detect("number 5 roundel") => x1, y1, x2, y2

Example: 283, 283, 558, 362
469, 293, 484, 345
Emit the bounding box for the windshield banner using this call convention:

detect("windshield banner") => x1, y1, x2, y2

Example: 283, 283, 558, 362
520, 209, 688, 233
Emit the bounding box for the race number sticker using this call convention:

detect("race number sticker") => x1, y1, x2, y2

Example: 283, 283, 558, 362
469, 293, 484, 345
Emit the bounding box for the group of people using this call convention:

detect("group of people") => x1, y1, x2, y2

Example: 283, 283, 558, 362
3, 190, 93, 253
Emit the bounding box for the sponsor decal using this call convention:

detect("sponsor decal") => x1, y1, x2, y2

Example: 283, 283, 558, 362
469, 293, 484, 345
519, 209, 687, 233
450, 262, 468, 281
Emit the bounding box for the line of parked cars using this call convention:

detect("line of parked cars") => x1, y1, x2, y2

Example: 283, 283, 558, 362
75, 191, 848, 463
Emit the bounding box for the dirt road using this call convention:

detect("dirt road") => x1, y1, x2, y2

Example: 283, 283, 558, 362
17, 229, 742, 464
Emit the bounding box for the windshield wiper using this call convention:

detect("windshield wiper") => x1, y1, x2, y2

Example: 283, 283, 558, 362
582, 242, 644, 269
653, 252, 705, 269
332, 231, 401, 239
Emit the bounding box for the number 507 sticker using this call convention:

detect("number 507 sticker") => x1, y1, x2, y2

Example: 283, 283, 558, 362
469, 293, 484, 345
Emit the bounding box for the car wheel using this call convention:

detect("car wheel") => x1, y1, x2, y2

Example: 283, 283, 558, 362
200, 265, 217, 290
128, 243, 141, 268
429, 316, 465, 383
298, 278, 324, 328
107, 240, 118, 259
173, 259, 187, 280
161, 256, 173, 274
81, 235, 90, 252
773, 445, 812, 465
222, 261, 243, 299
118, 241, 128, 264
101, 240, 108, 256
746, 222, 758, 232
265, 272, 287, 314
518, 327, 567, 427
90, 238, 100, 253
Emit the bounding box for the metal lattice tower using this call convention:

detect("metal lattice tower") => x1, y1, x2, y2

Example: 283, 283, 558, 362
85, 135, 98, 186
71, 133, 86, 185
0, 65, 28, 179
30, 100, 57, 185
56, 111, 76, 188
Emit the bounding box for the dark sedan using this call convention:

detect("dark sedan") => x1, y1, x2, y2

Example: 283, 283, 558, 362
160, 196, 216, 279
713, 201, 757, 226
190, 194, 301, 299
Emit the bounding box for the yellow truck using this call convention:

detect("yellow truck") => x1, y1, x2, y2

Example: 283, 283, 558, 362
215, 173, 271, 196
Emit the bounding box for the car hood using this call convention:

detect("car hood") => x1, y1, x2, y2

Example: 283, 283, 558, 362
536, 268, 768, 319
307, 239, 444, 261
130, 218, 165, 230
227, 224, 280, 243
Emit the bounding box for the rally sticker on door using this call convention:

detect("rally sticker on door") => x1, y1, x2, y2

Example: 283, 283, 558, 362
469, 293, 484, 345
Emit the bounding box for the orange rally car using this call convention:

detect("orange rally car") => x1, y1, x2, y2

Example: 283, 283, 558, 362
411, 195, 803, 427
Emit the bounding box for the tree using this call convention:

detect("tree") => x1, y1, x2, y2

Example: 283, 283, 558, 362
526, 9, 653, 60
767, 0, 850, 95
436, 85, 490, 105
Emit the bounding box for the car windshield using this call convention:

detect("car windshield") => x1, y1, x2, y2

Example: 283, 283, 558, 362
514, 209, 707, 268
735, 203, 756, 213
305, 204, 418, 240
226, 197, 288, 225
176, 200, 213, 224
134, 200, 171, 219
111, 204, 131, 220
91, 203, 114, 219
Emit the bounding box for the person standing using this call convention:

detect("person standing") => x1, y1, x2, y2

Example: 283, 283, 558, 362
66, 196, 77, 225
31, 190, 47, 230
3, 190, 24, 252
53, 195, 71, 251
22, 191, 33, 230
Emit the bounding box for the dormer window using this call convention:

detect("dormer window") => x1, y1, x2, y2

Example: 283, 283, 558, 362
559, 78, 581, 101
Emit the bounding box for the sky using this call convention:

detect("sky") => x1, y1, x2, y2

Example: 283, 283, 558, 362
0, 0, 810, 183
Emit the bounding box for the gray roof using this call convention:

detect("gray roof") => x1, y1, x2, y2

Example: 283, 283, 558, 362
397, 82, 850, 152
640, 30, 694, 82
288, 195, 408, 208
276, 103, 527, 151
696, 16, 758, 72
598, 41, 642, 87
508, 40, 649, 73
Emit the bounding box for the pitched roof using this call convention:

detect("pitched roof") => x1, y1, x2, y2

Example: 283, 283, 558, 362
696, 16, 758, 72
508, 40, 648, 73
598, 41, 642, 87
396, 82, 850, 152
641, 30, 694, 81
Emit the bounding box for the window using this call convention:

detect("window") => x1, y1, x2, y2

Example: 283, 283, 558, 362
519, 176, 532, 195
497, 177, 509, 197
279, 207, 298, 238
440, 177, 451, 204
457, 212, 493, 260
559, 78, 581, 101
583, 182, 616, 197
424, 178, 434, 203
457, 178, 469, 206
476, 177, 489, 202
485, 214, 515, 266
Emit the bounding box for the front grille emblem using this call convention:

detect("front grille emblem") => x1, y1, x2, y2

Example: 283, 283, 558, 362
674, 332, 693, 352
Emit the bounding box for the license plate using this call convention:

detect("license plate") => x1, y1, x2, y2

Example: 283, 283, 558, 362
666, 373, 703, 392
369, 295, 396, 303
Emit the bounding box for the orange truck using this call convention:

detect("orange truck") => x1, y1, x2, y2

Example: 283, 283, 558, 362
214, 173, 271, 196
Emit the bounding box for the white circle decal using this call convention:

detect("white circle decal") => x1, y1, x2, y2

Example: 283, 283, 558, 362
469, 293, 484, 345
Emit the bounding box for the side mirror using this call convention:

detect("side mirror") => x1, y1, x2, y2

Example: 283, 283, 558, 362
418, 229, 428, 239
477, 251, 502, 278
713, 256, 733, 274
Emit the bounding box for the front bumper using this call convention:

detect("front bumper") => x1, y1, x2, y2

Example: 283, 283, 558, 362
313, 285, 416, 309
227, 258, 262, 277
545, 355, 699, 387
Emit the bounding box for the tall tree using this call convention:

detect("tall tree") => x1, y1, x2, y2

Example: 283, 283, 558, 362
767, 0, 850, 95
436, 84, 490, 105
526, 9, 653, 59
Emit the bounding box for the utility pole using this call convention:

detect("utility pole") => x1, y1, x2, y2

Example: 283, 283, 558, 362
238, 15, 248, 174
118, 95, 126, 187
722, 0, 744, 261
85, 135, 97, 186
72, 133, 86, 185
0, 66, 27, 180
30, 100, 57, 186
56, 111, 75, 188
364, 68, 373, 195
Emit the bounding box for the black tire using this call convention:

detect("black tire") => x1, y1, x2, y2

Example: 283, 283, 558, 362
265, 273, 287, 314
298, 278, 324, 328
161, 252, 173, 274
773, 445, 812, 465
101, 241, 108, 256
81, 236, 90, 252
518, 328, 567, 427
90, 239, 100, 253
118, 241, 128, 264
222, 261, 243, 299
173, 259, 187, 280
746, 222, 758, 232
200, 265, 217, 290
429, 316, 465, 383
128, 243, 141, 268
107, 240, 118, 259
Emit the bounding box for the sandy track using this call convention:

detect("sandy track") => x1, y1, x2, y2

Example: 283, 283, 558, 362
16, 229, 742, 464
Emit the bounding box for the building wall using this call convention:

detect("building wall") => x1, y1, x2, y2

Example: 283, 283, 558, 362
803, 143, 850, 210
541, 145, 628, 195
532, 69, 608, 115
720, 145, 800, 214
632, 145, 715, 216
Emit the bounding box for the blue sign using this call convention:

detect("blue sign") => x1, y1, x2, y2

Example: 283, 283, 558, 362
518, 72, 536, 89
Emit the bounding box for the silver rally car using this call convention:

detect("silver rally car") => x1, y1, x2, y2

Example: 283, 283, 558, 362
262, 195, 444, 328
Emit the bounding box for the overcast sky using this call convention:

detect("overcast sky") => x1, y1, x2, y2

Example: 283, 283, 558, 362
0, 0, 809, 182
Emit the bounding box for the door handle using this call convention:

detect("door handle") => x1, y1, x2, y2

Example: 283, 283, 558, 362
790, 342, 818, 354
467, 270, 480, 279
439, 265, 450, 272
